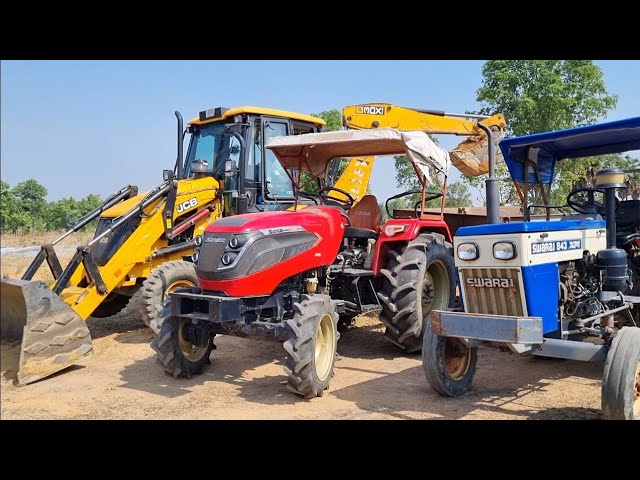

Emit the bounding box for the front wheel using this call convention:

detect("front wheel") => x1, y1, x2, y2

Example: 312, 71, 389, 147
283, 294, 339, 398
151, 315, 215, 379
602, 326, 640, 420
422, 319, 477, 397
139, 260, 198, 328
377, 233, 456, 352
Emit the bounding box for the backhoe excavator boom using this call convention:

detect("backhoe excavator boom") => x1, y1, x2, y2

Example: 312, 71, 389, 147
342, 103, 506, 177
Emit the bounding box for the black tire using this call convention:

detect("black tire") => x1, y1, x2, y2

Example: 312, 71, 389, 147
139, 260, 198, 327
422, 319, 477, 397
149, 299, 170, 336
283, 294, 339, 398
91, 292, 132, 318
377, 233, 456, 352
150, 314, 215, 379
601, 326, 640, 420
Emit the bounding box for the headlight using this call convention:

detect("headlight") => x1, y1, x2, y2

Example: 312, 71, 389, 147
221, 252, 238, 266
457, 242, 478, 261
384, 224, 407, 236
228, 235, 247, 249
493, 241, 516, 260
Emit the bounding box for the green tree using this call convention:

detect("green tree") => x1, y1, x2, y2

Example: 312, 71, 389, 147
551, 154, 639, 204
302, 109, 344, 192
466, 60, 619, 205
0, 180, 12, 232
477, 60, 618, 136
45, 194, 103, 231
310, 109, 342, 132
445, 181, 472, 208
11, 179, 48, 231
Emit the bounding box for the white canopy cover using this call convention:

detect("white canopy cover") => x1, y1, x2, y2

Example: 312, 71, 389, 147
266, 128, 451, 184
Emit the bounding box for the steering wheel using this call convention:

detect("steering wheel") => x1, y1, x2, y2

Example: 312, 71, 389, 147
566, 187, 617, 216
318, 186, 355, 209
298, 191, 320, 205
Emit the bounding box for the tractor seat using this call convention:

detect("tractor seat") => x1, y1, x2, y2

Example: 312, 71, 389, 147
344, 194, 381, 240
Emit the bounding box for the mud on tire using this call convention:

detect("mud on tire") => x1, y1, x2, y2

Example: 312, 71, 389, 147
151, 314, 214, 379
283, 294, 339, 398
139, 260, 198, 327
377, 233, 456, 353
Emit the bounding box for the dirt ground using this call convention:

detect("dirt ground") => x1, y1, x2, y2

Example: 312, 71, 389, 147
0, 313, 603, 420
0, 233, 604, 420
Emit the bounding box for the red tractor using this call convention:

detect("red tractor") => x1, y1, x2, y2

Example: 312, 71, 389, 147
151, 128, 456, 397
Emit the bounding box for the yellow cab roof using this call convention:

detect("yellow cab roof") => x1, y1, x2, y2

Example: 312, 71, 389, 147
189, 106, 326, 126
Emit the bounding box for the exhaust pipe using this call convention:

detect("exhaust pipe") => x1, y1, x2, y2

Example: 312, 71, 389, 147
175, 111, 184, 180
476, 123, 500, 224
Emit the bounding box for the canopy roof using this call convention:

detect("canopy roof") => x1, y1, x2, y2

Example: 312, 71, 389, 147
266, 128, 451, 183
499, 116, 640, 184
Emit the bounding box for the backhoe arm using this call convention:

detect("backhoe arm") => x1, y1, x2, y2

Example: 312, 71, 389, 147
342, 103, 506, 176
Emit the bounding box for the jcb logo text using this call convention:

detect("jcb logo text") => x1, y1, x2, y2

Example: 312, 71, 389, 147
177, 197, 198, 213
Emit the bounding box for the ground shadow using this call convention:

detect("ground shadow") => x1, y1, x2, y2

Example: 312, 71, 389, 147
116, 315, 410, 406
116, 313, 605, 417
117, 335, 299, 404
117, 352, 210, 398
337, 314, 418, 362
330, 351, 603, 420
87, 315, 149, 343
528, 407, 601, 420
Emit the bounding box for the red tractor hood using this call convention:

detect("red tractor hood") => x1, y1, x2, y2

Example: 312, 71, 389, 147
197, 207, 347, 296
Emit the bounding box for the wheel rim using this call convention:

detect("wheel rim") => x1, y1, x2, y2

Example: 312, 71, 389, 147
445, 338, 471, 380
177, 318, 209, 363
163, 279, 196, 301
422, 260, 450, 316
634, 361, 640, 419
314, 313, 336, 382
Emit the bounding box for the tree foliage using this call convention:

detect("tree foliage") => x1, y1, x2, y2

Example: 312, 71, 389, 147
0, 179, 103, 233
303, 109, 344, 193
477, 60, 618, 136
311, 109, 343, 132
392, 154, 471, 211
467, 60, 621, 205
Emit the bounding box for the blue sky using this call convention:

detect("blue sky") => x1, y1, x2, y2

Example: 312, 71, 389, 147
2, 60, 639, 202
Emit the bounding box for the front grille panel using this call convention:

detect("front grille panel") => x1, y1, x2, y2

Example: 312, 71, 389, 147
460, 268, 525, 316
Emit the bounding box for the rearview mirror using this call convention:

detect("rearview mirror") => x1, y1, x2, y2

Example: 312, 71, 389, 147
163, 169, 173, 181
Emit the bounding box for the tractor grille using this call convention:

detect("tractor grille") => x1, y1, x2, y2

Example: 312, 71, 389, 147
460, 268, 525, 317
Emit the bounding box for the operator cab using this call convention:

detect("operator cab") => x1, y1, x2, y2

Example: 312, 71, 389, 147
182, 106, 325, 216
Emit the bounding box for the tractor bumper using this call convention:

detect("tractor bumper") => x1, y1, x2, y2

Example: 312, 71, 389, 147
430, 310, 544, 345
430, 310, 608, 363
167, 288, 289, 340
169, 288, 243, 324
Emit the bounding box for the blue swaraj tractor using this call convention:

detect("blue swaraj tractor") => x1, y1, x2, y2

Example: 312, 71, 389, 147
423, 117, 640, 420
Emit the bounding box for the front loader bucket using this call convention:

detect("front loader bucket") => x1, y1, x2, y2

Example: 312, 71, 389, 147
450, 131, 505, 177
0, 279, 93, 385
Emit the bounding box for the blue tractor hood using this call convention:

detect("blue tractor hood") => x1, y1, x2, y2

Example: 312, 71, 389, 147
499, 116, 640, 185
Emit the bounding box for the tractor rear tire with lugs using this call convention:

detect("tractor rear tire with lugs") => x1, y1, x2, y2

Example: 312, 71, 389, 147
139, 260, 198, 327
151, 314, 215, 379
283, 294, 339, 398
377, 233, 456, 352
601, 326, 640, 420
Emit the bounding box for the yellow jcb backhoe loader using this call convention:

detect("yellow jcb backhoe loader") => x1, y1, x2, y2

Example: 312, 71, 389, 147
0, 106, 374, 385
342, 103, 506, 176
